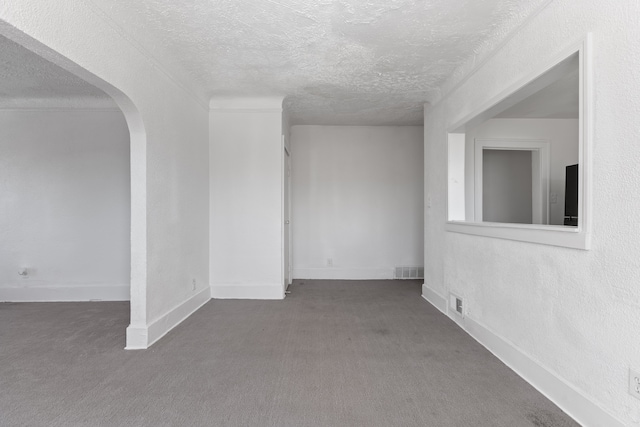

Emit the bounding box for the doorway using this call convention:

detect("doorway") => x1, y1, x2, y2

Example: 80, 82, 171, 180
474, 139, 550, 225
283, 142, 292, 291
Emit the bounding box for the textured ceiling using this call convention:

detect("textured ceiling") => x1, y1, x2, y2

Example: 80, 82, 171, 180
0, 1, 550, 121
91, 0, 549, 125
0, 35, 115, 109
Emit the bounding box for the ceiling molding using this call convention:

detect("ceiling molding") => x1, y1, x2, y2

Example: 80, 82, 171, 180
0, 95, 120, 111
209, 96, 285, 111
0, 107, 121, 112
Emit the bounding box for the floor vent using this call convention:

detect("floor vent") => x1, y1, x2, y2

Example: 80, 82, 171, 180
394, 266, 424, 279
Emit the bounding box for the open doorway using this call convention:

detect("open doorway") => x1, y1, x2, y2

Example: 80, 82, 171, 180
0, 34, 132, 340
475, 139, 550, 225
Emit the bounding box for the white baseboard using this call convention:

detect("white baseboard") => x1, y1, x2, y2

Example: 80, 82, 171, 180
293, 268, 393, 280
421, 284, 447, 315
0, 284, 129, 302
125, 325, 148, 350
464, 317, 624, 427
420, 291, 624, 427
125, 286, 211, 350
211, 283, 284, 300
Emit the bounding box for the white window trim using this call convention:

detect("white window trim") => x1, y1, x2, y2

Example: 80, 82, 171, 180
445, 35, 592, 250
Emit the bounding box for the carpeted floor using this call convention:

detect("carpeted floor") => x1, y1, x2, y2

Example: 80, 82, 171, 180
0, 280, 577, 427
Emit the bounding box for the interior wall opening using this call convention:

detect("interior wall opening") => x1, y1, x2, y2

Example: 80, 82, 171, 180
0, 34, 134, 340
446, 37, 591, 249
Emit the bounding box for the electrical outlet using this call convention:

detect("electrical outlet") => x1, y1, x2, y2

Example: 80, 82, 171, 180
327, 258, 333, 267
192, 279, 197, 291
630, 368, 640, 400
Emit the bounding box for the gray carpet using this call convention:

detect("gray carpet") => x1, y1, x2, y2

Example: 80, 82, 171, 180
0, 280, 577, 427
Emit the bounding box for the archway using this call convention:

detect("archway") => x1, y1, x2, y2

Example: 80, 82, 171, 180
0, 24, 147, 348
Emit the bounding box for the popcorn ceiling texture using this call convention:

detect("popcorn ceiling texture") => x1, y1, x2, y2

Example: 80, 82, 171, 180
90, 0, 549, 125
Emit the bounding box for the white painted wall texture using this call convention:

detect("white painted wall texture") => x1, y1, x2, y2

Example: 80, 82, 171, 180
209, 98, 285, 299
2, 6, 638, 425
482, 149, 532, 224
465, 118, 578, 225
0, 1, 210, 348
0, 110, 129, 301
424, 1, 639, 425
291, 126, 424, 280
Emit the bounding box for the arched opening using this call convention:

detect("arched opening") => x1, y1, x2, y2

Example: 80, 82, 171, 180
0, 29, 147, 348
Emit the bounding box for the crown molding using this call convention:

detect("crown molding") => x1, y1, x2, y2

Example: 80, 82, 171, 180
0, 96, 121, 112
209, 96, 285, 111
0, 107, 121, 112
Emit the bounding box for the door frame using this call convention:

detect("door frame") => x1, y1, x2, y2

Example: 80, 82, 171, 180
474, 138, 550, 225
282, 136, 292, 292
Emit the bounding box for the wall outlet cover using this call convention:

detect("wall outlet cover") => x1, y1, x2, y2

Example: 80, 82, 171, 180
630, 368, 640, 401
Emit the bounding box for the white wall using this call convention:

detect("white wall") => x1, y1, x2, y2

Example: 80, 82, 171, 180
0, 1, 211, 349
482, 149, 532, 224
0, 109, 130, 301
465, 118, 578, 225
291, 125, 424, 280
209, 98, 284, 299
424, 1, 639, 425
